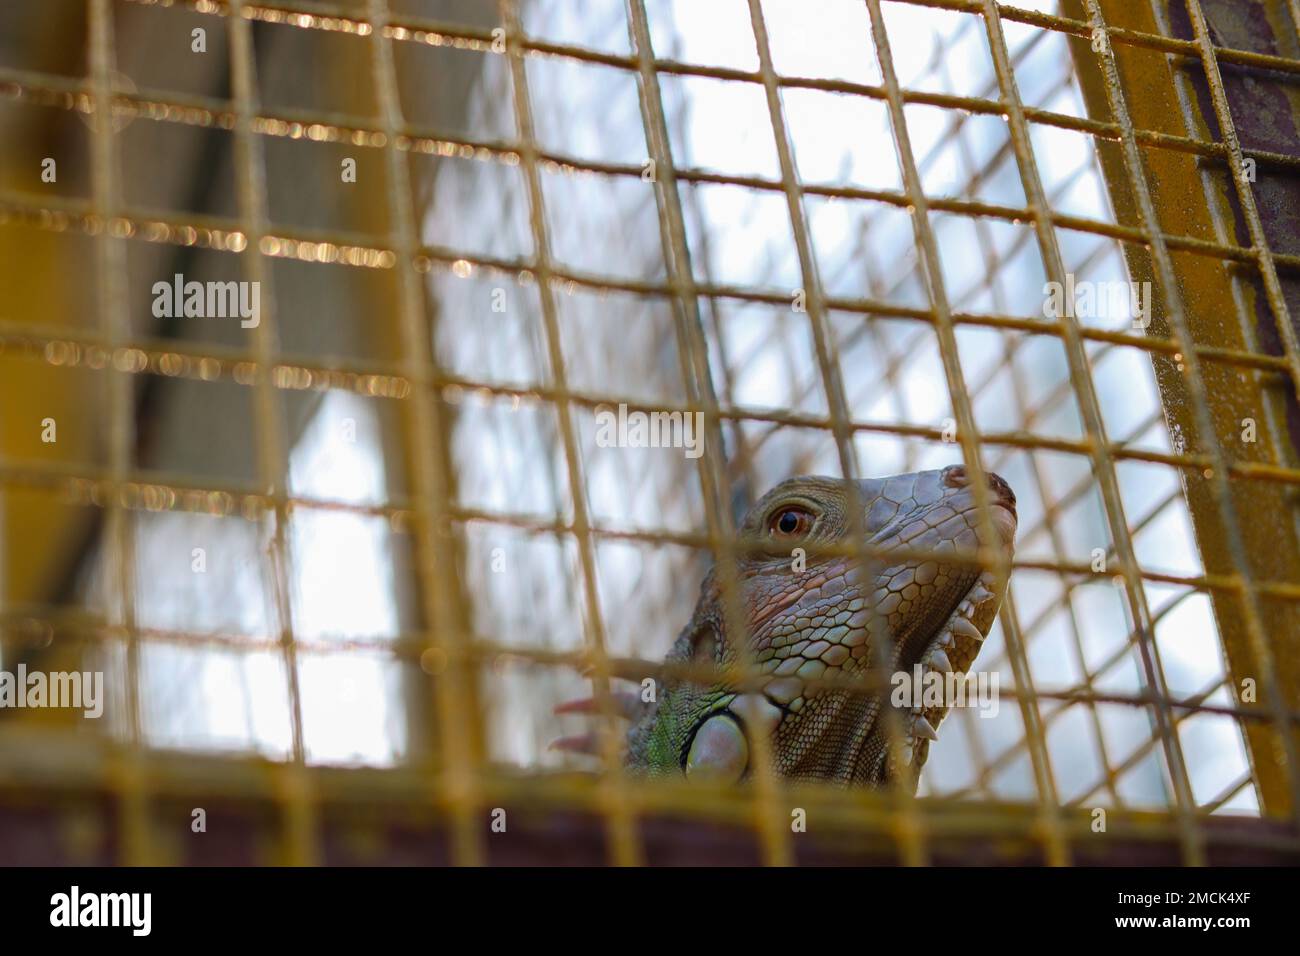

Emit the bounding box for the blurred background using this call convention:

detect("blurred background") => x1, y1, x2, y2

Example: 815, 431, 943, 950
1, 0, 1299, 864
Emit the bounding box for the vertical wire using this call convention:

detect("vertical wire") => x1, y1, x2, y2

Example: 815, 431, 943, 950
498, 0, 641, 867
1083, 0, 1300, 840
87, 0, 151, 865
365, 0, 484, 867
860, 0, 1023, 863
1181, 0, 1300, 820
978, 0, 1201, 864
1285, 0, 1300, 53
1182, 0, 1300, 826
625, 0, 793, 868
742, 1, 859, 510
747, 0, 931, 865
966, 403, 1164, 802
937, 45, 1097, 815
1185, 1, 1300, 401
226, 0, 317, 866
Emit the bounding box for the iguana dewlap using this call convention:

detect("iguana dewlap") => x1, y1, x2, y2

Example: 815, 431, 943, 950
592, 466, 1017, 790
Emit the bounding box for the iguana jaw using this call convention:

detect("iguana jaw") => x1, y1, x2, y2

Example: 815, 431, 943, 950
748, 559, 1012, 787
886, 565, 1006, 782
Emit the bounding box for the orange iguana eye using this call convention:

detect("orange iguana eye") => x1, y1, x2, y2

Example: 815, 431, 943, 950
768, 505, 813, 538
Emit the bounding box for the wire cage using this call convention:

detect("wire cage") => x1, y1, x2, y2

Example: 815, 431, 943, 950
0, 0, 1298, 866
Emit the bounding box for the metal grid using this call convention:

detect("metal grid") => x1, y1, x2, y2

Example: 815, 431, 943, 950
0, 0, 1297, 866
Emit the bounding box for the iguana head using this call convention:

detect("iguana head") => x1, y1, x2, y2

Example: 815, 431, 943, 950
624, 466, 1016, 788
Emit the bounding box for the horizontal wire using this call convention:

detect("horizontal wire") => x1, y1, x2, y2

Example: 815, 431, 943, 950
5, 63, 1300, 268
1, 179, 1297, 376
114, 0, 1300, 81
3, 608, 1295, 728
4, 323, 1299, 489
4, 450, 1300, 600
1, 719, 1291, 852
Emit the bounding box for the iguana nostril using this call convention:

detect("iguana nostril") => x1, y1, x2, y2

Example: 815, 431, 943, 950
943, 465, 1015, 509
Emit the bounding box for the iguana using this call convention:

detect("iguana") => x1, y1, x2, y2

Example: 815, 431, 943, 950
558, 466, 1017, 790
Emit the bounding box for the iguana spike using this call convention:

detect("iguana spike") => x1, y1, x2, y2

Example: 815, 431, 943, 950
551, 733, 600, 754
549, 733, 602, 755
554, 693, 642, 721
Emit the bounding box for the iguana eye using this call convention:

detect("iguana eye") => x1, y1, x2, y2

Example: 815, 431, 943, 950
684, 714, 749, 782
768, 505, 813, 538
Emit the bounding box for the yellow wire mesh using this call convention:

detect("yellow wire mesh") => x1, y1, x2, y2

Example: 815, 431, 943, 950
0, 0, 1297, 866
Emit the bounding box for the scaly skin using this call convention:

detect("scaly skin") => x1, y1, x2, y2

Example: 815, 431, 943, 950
624, 466, 1017, 789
